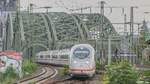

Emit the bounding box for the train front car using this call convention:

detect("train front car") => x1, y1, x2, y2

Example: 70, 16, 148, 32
69, 44, 95, 77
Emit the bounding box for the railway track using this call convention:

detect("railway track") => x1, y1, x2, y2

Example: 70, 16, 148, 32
18, 66, 57, 84
47, 78, 100, 84
43, 74, 102, 84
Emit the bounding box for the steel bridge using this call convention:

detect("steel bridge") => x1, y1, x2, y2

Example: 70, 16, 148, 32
3, 12, 120, 58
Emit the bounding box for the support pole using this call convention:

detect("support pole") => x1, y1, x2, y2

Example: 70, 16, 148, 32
124, 14, 127, 35
130, 6, 138, 47
130, 7, 134, 46
89, 7, 92, 14
108, 35, 111, 65
100, 1, 105, 63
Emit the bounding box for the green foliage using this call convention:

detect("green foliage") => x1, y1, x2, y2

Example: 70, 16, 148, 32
138, 70, 150, 84
143, 60, 150, 65
142, 70, 150, 76
96, 60, 101, 70
59, 65, 69, 76
104, 61, 139, 84
63, 65, 69, 75
0, 67, 18, 84
22, 59, 37, 76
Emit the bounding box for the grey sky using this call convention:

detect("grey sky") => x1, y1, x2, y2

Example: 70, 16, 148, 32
20, 0, 150, 33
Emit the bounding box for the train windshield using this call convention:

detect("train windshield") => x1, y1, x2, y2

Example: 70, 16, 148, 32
73, 47, 90, 59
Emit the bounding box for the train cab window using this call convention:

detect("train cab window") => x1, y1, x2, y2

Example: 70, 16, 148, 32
60, 55, 68, 59
52, 55, 57, 58
73, 48, 90, 59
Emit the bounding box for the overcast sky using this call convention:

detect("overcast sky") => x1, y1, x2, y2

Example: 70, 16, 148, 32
20, 0, 150, 33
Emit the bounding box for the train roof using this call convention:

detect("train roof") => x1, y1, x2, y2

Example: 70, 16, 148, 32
71, 44, 94, 50
36, 49, 70, 55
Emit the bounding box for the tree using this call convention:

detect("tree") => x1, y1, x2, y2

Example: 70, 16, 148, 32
105, 61, 139, 84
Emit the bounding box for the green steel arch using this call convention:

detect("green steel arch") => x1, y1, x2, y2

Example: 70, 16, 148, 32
73, 13, 117, 39
4, 13, 53, 56
4, 12, 119, 57
45, 12, 85, 49
73, 14, 120, 52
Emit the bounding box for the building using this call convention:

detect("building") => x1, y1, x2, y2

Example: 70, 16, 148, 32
0, 51, 22, 74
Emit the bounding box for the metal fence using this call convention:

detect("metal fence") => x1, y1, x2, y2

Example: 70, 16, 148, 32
112, 53, 139, 64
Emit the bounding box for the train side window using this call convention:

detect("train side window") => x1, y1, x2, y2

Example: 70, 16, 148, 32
60, 55, 68, 59
52, 55, 57, 58
40, 55, 43, 58
46, 55, 50, 58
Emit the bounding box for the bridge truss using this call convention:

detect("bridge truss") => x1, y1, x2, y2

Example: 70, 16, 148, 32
3, 12, 120, 58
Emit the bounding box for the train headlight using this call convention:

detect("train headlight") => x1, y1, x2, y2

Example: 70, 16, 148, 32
86, 61, 89, 64
73, 61, 77, 64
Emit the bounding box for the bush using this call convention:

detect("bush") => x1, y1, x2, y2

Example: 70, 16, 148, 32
138, 70, 150, 84
104, 61, 139, 84
22, 59, 37, 76
96, 60, 101, 70
0, 67, 18, 84
142, 70, 150, 77
143, 60, 150, 65
61, 65, 69, 76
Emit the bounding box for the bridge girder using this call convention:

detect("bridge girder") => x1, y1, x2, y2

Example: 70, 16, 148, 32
4, 12, 120, 57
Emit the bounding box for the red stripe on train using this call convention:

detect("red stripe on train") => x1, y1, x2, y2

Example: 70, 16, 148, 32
70, 68, 95, 71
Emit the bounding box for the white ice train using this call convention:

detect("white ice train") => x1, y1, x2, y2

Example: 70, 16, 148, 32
69, 44, 95, 77
36, 44, 96, 77
35, 49, 70, 65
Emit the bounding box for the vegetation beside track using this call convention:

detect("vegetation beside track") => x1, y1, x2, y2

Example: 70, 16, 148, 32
102, 61, 150, 84
59, 65, 69, 76
0, 67, 19, 84
96, 60, 101, 70
22, 59, 37, 76
103, 61, 139, 84
0, 59, 38, 84
138, 70, 150, 84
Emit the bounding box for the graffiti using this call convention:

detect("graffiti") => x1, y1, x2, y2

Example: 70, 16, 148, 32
0, 59, 6, 68
0, 51, 22, 74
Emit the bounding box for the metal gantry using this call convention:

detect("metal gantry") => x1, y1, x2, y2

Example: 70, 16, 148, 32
3, 12, 120, 58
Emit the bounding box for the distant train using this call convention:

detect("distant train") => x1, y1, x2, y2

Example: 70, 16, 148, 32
35, 49, 70, 65
69, 44, 95, 77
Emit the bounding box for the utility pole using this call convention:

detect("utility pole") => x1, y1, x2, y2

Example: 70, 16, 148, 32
124, 14, 127, 35
130, 6, 138, 47
130, 7, 134, 46
89, 7, 92, 14
16, 0, 20, 14
81, 8, 83, 13
137, 23, 140, 59
29, 3, 33, 59
100, 1, 105, 63
14, 0, 21, 51
108, 35, 111, 65
16, 0, 22, 78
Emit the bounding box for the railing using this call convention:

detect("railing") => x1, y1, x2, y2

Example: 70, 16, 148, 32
112, 53, 138, 64
113, 36, 139, 64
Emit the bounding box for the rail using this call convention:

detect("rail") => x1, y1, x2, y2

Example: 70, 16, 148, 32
18, 65, 57, 84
